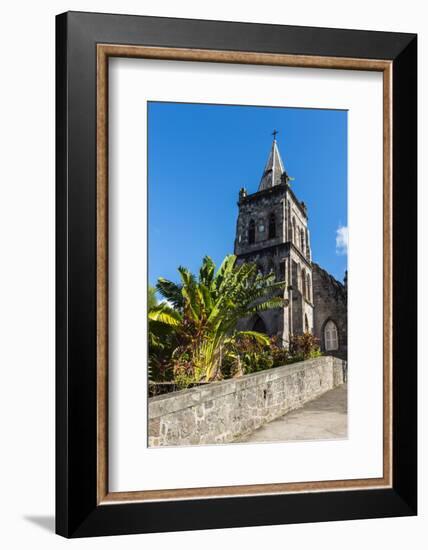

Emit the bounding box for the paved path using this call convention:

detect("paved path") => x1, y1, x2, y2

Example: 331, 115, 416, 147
241, 384, 347, 443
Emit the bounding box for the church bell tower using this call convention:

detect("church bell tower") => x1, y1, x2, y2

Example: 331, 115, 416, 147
234, 132, 314, 346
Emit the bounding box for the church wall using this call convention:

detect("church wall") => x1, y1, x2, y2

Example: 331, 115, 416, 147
234, 187, 286, 255
289, 248, 314, 337
292, 290, 303, 334
237, 308, 276, 335
303, 300, 314, 333
287, 193, 310, 261
312, 263, 347, 359
235, 244, 288, 280
233, 140, 343, 354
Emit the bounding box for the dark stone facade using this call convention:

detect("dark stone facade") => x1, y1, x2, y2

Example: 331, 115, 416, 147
312, 263, 347, 359
232, 137, 347, 360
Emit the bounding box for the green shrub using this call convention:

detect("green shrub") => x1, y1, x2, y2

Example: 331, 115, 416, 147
223, 334, 273, 377
289, 332, 321, 361
270, 336, 291, 367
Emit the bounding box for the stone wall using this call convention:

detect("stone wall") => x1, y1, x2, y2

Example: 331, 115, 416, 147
312, 263, 347, 359
148, 355, 346, 447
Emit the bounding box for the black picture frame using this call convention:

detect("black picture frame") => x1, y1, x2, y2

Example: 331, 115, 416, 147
56, 11, 417, 538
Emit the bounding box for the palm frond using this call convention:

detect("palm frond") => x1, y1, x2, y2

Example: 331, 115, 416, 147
148, 286, 158, 310
245, 297, 285, 315
214, 255, 236, 290
233, 330, 271, 346
178, 266, 197, 289
148, 304, 182, 326
199, 256, 216, 287
181, 284, 201, 321
156, 277, 183, 309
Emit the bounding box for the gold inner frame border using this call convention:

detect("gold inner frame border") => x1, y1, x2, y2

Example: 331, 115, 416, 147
96, 44, 392, 504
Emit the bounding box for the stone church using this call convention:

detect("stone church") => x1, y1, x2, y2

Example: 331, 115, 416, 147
234, 134, 347, 359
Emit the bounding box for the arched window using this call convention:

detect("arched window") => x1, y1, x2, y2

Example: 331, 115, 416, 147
301, 268, 306, 296
324, 320, 339, 351
279, 262, 285, 281
248, 219, 255, 244
292, 217, 296, 244
291, 260, 298, 288
300, 228, 305, 251
304, 314, 309, 332
306, 273, 311, 301
268, 213, 276, 239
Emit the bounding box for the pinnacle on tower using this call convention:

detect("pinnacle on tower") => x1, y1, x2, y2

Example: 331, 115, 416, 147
258, 131, 289, 191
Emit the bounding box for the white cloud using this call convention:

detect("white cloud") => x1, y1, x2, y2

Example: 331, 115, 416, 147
336, 225, 348, 255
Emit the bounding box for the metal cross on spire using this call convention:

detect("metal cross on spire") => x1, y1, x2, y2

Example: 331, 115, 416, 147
272, 129, 279, 140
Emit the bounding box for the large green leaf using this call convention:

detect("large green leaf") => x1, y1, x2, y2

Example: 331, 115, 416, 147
156, 278, 183, 310
199, 256, 216, 287
234, 330, 271, 347
148, 304, 182, 326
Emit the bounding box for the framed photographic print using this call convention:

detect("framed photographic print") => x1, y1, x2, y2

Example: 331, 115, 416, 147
56, 11, 417, 538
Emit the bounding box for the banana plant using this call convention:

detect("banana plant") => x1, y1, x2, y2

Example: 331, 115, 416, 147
148, 255, 286, 383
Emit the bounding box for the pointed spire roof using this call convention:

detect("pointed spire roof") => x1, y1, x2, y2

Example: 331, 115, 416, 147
258, 132, 288, 191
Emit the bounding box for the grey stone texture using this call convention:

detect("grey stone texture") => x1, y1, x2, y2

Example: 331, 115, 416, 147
148, 356, 347, 447
233, 138, 347, 356
234, 181, 314, 346
240, 383, 347, 443
312, 263, 347, 359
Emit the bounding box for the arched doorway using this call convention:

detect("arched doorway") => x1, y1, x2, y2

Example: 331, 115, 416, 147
252, 315, 267, 335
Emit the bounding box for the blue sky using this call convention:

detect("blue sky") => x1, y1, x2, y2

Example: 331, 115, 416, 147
148, 102, 347, 287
